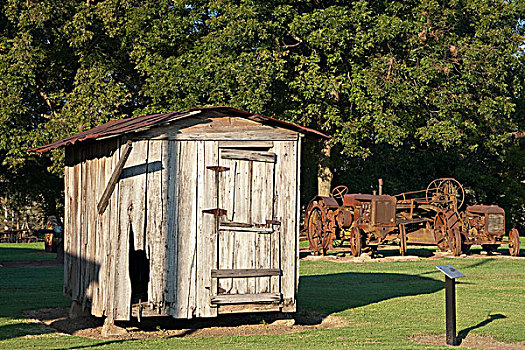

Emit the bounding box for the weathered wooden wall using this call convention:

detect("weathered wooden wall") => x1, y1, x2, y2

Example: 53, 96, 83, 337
65, 139, 170, 320
63, 113, 301, 321
64, 139, 123, 318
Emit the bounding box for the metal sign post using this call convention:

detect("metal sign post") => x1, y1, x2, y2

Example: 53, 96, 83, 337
436, 265, 465, 346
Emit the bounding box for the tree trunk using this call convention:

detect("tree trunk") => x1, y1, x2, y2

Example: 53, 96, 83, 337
317, 140, 333, 196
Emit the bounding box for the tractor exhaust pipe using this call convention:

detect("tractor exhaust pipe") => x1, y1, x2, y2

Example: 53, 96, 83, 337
378, 178, 383, 195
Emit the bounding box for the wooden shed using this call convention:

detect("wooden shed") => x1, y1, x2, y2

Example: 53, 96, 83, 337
32, 106, 327, 322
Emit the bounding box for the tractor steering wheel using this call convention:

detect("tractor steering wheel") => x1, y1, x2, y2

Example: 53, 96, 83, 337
330, 185, 349, 200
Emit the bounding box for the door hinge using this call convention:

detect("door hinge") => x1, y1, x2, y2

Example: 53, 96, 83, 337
202, 208, 227, 216
206, 166, 230, 172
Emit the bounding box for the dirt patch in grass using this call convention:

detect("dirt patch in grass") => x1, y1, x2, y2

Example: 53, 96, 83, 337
24, 308, 348, 340
412, 334, 525, 350
300, 247, 523, 263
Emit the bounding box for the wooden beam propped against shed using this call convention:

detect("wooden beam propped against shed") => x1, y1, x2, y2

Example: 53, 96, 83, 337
97, 140, 134, 214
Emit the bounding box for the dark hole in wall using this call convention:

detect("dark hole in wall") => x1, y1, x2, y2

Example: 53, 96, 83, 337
129, 227, 150, 304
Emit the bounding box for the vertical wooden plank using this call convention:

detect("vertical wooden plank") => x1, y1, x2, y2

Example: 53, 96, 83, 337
82, 148, 91, 308
295, 138, 302, 295
205, 141, 219, 317
100, 141, 115, 317
121, 140, 149, 251
90, 145, 101, 308
79, 145, 87, 303
106, 139, 120, 320
175, 141, 198, 318
246, 161, 256, 295
114, 139, 133, 320
254, 160, 274, 294
63, 147, 73, 298
195, 140, 205, 317
231, 160, 252, 294
165, 140, 179, 315
274, 140, 298, 311
269, 146, 280, 295
146, 140, 167, 308
70, 146, 81, 302
223, 159, 237, 222
85, 144, 98, 309
90, 145, 101, 316
83, 144, 93, 308
252, 161, 263, 295
196, 141, 218, 318
218, 157, 235, 294
90, 145, 100, 317
91, 140, 114, 317
188, 141, 199, 318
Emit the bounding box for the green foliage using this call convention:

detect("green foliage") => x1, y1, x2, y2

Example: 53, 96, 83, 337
0, 0, 523, 224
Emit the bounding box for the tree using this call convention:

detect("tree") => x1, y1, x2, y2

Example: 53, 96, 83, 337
0, 0, 142, 219
1, 0, 524, 229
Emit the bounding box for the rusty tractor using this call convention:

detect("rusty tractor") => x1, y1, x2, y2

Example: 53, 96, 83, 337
461, 205, 520, 256
395, 178, 520, 256
304, 177, 521, 257
303, 181, 398, 256
394, 178, 465, 255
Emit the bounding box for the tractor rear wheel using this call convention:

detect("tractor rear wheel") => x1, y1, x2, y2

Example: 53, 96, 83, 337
307, 206, 327, 255
448, 227, 463, 256
349, 227, 362, 257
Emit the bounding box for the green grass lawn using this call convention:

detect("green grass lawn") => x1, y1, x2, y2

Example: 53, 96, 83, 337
0, 242, 56, 262
0, 242, 523, 349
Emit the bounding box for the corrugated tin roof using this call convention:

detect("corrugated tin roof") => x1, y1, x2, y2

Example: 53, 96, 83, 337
30, 106, 329, 153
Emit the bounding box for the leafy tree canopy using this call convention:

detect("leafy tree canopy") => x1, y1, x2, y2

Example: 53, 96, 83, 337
0, 0, 524, 226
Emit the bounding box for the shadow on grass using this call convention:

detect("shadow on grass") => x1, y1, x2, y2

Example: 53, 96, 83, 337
60, 340, 128, 349
467, 245, 523, 257
298, 272, 443, 314
0, 322, 55, 341
0, 271, 445, 342
457, 313, 507, 345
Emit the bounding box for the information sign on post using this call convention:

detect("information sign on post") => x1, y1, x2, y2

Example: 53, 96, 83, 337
436, 265, 465, 346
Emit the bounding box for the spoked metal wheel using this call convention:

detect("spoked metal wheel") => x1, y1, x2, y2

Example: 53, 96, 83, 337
426, 178, 465, 209
307, 206, 328, 255
509, 228, 520, 257
349, 226, 362, 257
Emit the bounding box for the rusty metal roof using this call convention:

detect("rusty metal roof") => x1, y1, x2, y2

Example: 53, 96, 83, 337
30, 106, 329, 153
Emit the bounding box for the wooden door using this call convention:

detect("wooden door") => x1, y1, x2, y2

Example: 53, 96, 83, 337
210, 148, 282, 307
